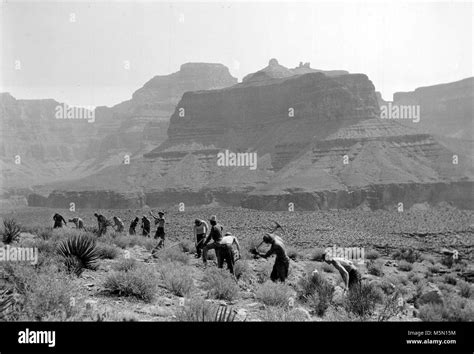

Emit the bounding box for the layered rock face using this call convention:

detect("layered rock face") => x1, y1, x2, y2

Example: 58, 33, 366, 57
0, 93, 96, 191
392, 77, 473, 139
0, 63, 238, 195
14, 60, 473, 210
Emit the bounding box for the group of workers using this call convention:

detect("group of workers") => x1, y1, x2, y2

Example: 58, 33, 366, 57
51, 211, 362, 291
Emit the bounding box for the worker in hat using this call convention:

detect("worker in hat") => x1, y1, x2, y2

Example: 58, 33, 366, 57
150, 210, 166, 249
255, 233, 290, 282
194, 218, 209, 258
202, 215, 224, 267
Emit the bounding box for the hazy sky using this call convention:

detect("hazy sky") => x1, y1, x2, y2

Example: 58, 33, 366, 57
1, 0, 472, 107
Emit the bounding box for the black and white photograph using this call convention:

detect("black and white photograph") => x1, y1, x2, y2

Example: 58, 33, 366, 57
0, 0, 472, 352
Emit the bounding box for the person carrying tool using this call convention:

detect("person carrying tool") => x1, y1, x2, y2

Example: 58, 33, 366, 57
255, 233, 290, 282
193, 219, 209, 258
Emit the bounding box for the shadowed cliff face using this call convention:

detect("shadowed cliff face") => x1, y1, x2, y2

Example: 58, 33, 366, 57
392, 77, 474, 140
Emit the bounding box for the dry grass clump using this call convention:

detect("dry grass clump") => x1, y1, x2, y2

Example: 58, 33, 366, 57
297, 272, 334, 316
256, 281, 292, 307
202, 268, 239, 301
103, 267, 157, 302
344, 282, 383, 319
159, 263, 194, 297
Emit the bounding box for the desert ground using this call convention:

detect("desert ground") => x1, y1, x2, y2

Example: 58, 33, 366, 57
0, 204, 473, 322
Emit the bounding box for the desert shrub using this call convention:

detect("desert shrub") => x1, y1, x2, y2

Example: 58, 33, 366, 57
421, 254, 436, 264
22, 271, 78, 321
321, 263, 335, 273
112, 258, 137, 272
458, 280, 472, 298
103, 268, 156, 302
260, 307, 310, 322
57, 234, 100, 276
93, 309, 139, 322
398, 260, 413, 272
393, 248, 420, 263
234, 260, 254, 283
0, 262, 78, 321
1, 218, 22, 244
297, 272, 334, 316
365, 249, 380, 260
428, 263, 441, 274
241, 236, 262, 259
286, 247, 301, 261
110, 235, 155, 251
158, 247, 189, 265
367, 260, 384, 276
256, 281, 292, 307
344, 282, 383, 319
159, 264, 194, 297
176, 298, 237, 322
179, 240, 195, 253
444, 274, 457, 285
419, 295, 474, 322
377, 292, 403, 321
96, 243, 119, 259
255, 261, 273, 283
202, 268, 239, 301
310, 248, 326, 261
36, 227, 54, 240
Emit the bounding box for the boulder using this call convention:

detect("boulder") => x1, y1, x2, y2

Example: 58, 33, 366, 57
416, 282, 444, 306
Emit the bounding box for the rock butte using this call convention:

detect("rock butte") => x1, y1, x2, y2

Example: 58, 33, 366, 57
2, 60, 473, 210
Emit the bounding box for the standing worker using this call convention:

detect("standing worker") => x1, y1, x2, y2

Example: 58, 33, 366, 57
202, 215, 223, 267
149, 210, 166, 249
193, 219, 209, 258
141, 215, 151, 237
129, 217, 139, 235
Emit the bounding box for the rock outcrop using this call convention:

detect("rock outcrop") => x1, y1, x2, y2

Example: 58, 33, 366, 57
1, 63, 238, 194
392, 77, 473, 139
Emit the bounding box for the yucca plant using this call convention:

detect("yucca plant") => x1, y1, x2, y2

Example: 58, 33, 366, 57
0, 288, 14, 319
57, 234, 100, 276
1, 218, 22, 244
